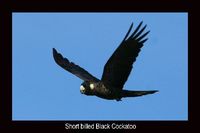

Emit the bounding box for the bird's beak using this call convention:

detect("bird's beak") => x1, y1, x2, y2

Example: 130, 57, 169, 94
80, 85, 86, 94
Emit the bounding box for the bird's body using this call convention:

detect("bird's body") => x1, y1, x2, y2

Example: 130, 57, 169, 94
53, 22, 158, 101
80, 81, 121, 100
80, 81, 157, 101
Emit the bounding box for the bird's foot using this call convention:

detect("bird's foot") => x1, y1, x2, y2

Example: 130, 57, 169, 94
116, 98, 122, 101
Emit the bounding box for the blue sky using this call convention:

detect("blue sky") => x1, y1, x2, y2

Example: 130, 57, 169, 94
12, 13, 188, 120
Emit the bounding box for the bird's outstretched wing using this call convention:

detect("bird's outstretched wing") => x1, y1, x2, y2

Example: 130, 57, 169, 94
101, 22, 150, 89
53, 48, 99, 82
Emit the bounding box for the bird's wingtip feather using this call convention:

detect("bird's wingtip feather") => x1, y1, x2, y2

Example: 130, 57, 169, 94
53, 48, 56, 52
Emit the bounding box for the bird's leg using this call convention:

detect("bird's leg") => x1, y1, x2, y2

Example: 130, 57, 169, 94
116, 98, 122, 101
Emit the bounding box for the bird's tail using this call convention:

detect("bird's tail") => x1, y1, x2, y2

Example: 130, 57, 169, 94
121, 90, 158, 98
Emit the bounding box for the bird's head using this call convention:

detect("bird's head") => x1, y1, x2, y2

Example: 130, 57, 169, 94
80, 81, 95, 95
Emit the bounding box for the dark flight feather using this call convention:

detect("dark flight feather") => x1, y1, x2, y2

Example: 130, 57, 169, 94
101, 22, 150, 89
122, 90, 158, 97
53, 48, 99, 82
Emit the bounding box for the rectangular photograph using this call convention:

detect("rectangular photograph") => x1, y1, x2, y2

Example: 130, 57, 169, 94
12, 13, 188, 120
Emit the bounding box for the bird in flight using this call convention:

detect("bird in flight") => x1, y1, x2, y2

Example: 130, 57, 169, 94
53, 22, 158, 101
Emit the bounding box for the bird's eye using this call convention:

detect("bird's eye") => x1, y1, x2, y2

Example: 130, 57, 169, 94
80, 85, 85, 94
89, 83, 94, 90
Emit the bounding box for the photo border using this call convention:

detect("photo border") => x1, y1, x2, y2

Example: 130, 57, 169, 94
0, 0, 194, 131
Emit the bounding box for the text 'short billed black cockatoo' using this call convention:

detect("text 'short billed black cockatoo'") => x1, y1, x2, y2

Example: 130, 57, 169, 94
53, 22, 158, 101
